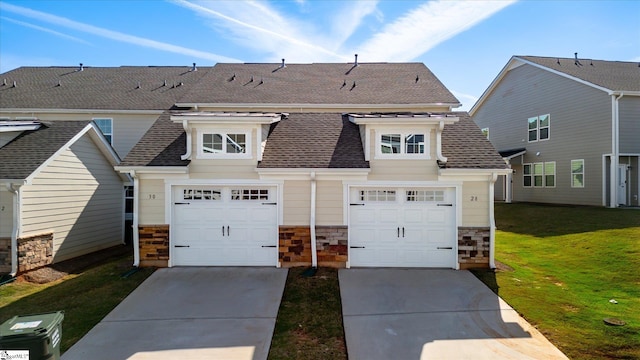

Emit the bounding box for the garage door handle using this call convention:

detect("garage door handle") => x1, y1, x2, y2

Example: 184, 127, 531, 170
222, 226, 225, 236
397, 227, 400, 237
402, 227, 405, 237
262, 245, 277, 248
227, 226, 230, 235
350, 203, 365, 206
437, 204, 453, 207
350, 246, 365, 249
437, 247, 453, 250
174, 245, 190, 248
174, 202, 190, 205
262, 202, 277, 205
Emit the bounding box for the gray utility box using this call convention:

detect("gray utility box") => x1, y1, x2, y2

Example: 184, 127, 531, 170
0, 311, 64, 360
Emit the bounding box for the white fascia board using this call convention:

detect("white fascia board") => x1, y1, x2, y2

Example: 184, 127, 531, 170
439, 168, 512, 177
0, 123, 41, 132
0, 108, 164, 115
609, 91, 640, 96
170, 115, 281, 124
257, 168, 370, 180
349, 116, 459, 125
114, 166, 189, 174
174, 103, 461, 110
86, 123, 122, 165
345, 180, 463, 187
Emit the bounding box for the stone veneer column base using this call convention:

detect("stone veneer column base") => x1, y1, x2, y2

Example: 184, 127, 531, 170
279, 225, 349, 268
13, 232, 54, 273
0, 237, 10, 273
139, 225, 169, 267
458, 227, 491, 269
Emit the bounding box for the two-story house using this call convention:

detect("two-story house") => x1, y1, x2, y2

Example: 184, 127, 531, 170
115, 61, 509, 269
471, 55, 640, 207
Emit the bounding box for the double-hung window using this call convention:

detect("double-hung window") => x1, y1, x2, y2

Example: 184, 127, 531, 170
93, 118, 113, 144
523, 161, 555, 187
376, 130, 429, 159
528, 114, 550, 142
198, 130, 251, 159
571, 159, 584, 188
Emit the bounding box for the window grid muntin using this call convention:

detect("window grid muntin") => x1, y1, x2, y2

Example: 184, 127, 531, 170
406, 190, 444, 202
381, 134, 401, 154
405, 134, 425, 154
183, 188, 222, 200
378, 131, 428, 156
360, 190, 396, 202
571, 159, 585, 188
94, 118, 113, 144
523, 162, 555, 188
200, 132, 248, 155
527, 114, 550, 142
231, 189, 269, 201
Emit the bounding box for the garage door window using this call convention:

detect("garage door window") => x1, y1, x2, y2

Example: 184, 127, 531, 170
183, 189, 221, 200
406, 190, 444, 202
360, 190, 396, 202
231, 189, 269, 200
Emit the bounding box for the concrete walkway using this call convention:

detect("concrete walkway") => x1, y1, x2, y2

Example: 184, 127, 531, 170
339, 269, 568, 360
63, 267, 288, 360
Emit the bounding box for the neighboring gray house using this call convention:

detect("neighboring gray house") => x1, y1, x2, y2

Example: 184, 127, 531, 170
0, 121, 128, 275
471, 55, 640, 207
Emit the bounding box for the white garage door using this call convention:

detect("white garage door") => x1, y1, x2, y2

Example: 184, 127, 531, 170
349, 187, 456, 268
172, 186, 278, 266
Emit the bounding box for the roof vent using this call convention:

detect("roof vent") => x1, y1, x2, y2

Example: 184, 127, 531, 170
191, 62, 197, 71
281, 58, 286, 68
229, 73, 236, 81
574, 52, 582, 66
79, 63, 84, 71
136, 81, 141, 89
354, 54, 359, 66
350, 81, 356, 91
163, 80, 167, 87
341, 79, 346, 89
56, 80, 61, 87
259, 77, 264, 85
12, 81, 16, 88
2, 79, 6, 86
590, 59, 594, 66
556, 58, 560, 65
415, 75, 419, 83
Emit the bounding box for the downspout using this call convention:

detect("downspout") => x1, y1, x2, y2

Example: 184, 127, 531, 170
7, 183, 21, 277
130, 171, 140, 267
310, 172, 318, 268
610, 93, 624, 208
436, 121, 448, 163
180, 120, 191, 160
489, 173, 498, 269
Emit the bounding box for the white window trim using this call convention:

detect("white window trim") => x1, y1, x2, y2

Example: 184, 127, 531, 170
523, 161, 556, 188
197, 129, 252, 159
527, 114, 550, 143
571, 159, 585, 188
374, 129, 431, 159
93, 118, 113, 144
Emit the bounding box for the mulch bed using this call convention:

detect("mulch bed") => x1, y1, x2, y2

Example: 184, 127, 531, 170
19, 245, 132, 284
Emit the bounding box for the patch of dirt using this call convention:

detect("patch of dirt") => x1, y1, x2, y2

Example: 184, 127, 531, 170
18, 245, 132, 284
494, 260, 514, 272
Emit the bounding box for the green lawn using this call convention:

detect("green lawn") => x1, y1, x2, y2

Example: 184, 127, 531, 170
473, 203, 640, 360
0, 254, 154, 353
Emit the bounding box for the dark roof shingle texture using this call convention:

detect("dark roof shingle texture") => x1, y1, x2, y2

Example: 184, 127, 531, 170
442, 113, 508, 169
120, 112, 189, 167
258, 113, 369, 169
0, 121, 91, 179
180, 63, 460, 105
0, 66, 210, 110
519, 56, 640, 92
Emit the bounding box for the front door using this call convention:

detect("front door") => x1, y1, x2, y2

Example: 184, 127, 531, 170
618, 164, 628, 206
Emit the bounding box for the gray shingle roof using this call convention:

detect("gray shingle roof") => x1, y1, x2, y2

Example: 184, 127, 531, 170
120, 112, 189, 167
179, 63, 460, 105
441, 113, 508, 169
258, 113, 369, 168
0, 66, 210, 110
0, 121, 91, 179
518, 56, 640, 92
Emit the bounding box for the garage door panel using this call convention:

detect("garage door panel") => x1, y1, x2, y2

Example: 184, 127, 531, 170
351, 208, 377, 223
426, 208, 446, 223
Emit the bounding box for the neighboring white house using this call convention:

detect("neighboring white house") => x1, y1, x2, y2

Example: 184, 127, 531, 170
0, 120, 129, 275
115, 61, 511, 270
471, 55, 640, 207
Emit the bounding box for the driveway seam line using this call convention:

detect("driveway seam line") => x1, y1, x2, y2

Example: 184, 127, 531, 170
344, 308, 517, 317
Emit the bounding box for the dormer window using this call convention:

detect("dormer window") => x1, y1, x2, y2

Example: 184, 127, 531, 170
376, 130, 430, 159
197, 130, 252, 159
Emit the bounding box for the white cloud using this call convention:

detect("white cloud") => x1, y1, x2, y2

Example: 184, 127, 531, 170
0, 2, 241, 63
450, 90, 479, 111
171, 0, 359, 62
1, 16, 92, 45
355, 0, 516, 62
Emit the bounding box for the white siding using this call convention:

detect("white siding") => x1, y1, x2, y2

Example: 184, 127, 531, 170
283, 180, 310, 225
316, 180, 343, 225
0, 189, 13, 237
138, 179, 165, 224
21, 135, 123, 262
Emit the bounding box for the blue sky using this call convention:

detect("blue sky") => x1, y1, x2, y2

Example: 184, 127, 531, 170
1, 0, 638, 110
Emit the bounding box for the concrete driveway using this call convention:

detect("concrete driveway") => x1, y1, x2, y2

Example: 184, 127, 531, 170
339, 269, 568, 360
63, 267, 288, 360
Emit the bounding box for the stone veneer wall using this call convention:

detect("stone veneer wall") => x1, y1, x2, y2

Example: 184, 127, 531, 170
315, 226, 348, 268
139, 225, 169, 267
17, 233, 54, 273
0, 237, 11, 273
279, 226, 348, 268
458, 227, 490, 269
